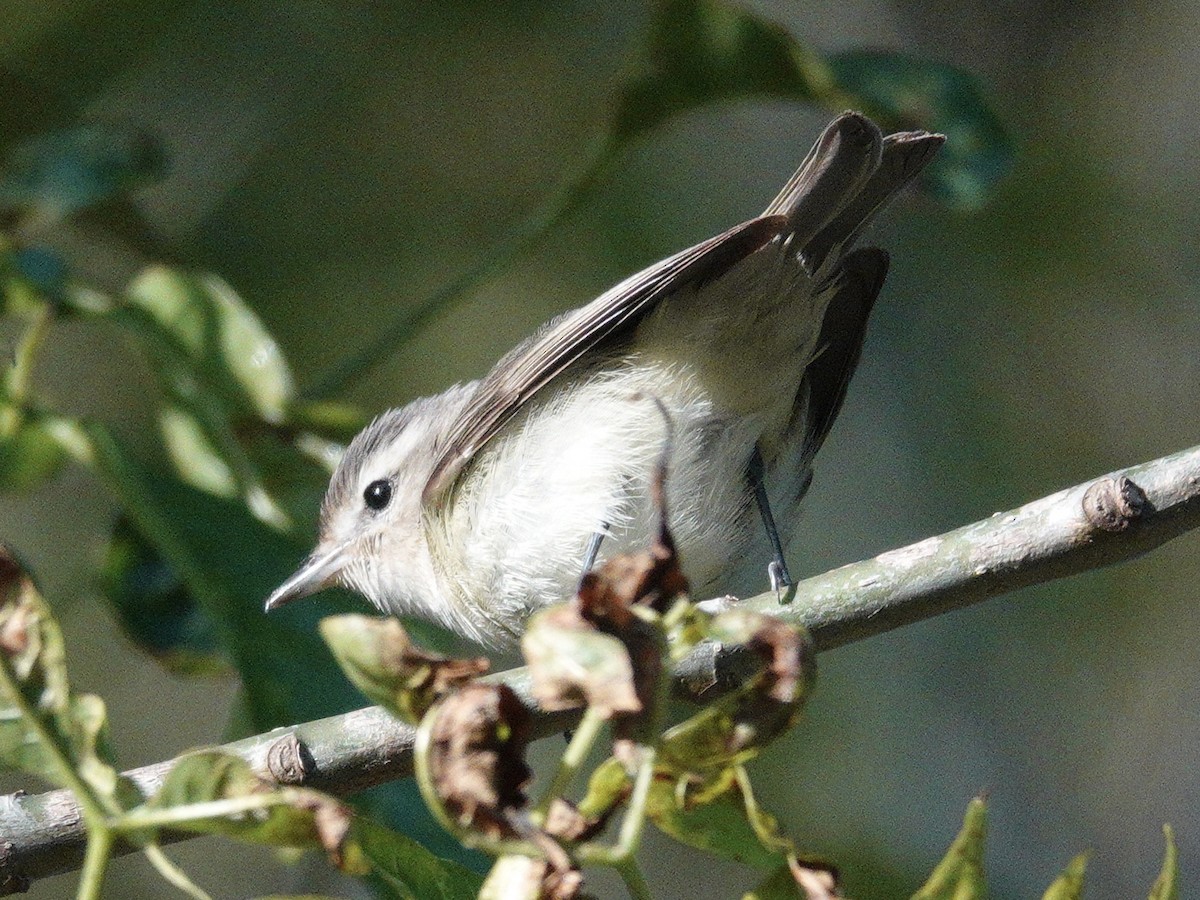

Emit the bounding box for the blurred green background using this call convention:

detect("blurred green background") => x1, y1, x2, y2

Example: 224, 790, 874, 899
2, 0, 1198, 897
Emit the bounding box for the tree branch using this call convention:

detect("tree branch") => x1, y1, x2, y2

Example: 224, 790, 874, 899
2, 444, 1198, 893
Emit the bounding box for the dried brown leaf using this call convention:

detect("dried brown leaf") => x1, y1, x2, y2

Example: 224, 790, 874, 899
481, 855, 584, 900
523, 606, 642, 717
790, 857, 841, 900
320, 614, 488, 723
708, 609, 816, 753
427, 683, 533, 840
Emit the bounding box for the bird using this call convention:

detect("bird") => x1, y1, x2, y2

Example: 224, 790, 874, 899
266, 112, 943, 650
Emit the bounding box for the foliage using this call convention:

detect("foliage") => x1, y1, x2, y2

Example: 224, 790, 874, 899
0, 0, 1169, 898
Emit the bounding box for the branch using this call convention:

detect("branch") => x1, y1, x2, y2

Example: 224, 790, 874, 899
2, 444, 1198, 892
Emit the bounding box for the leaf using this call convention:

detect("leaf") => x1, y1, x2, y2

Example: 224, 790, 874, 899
319, 614, 488, 724
1148, 824, 1178, 900
827, 51, 1014, 209
526, 476, 680, 748
150, 750, 355, 853
745, 864, 803, 900
0, 546, 121, 800
611, 3, 1010, 209
11, 246, 69, 308
288, 400, 370, 445
352, 817, 483, 900
98, 518, 230, 677
109, 267, 301, 528
84, 421, 362, 731
575, 756, 632, 824
0, 419, 68, 492
158, 405, 238, 499
0, 124, 165, 215
522, 606, 642, 718
83, 423, 468, 864
912, 797, 988, 900
613, 0, 835, 144
123, 266, 295, 424
479, 855, 582, 900
421, 683, 533, 841
745, 859, 841, 900
645, 770, 788, 870
658, 611, 814, 777
1042, 852, 1087, 900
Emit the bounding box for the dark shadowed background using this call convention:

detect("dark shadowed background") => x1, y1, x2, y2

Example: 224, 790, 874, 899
2, 0, 1198, 897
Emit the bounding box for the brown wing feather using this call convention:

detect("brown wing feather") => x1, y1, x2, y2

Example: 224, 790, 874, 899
421, 214, 787, 503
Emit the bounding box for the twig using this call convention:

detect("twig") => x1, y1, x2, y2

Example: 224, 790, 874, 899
1, 443, 1197, 892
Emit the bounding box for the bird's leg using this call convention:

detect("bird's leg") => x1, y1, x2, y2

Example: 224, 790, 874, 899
578, 521, 610, 586
748, 446, 793, 591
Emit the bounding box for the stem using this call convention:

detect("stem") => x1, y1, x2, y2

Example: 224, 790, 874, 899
0, 304, 53, 436
74, 828, 112, 900
612, 855, 654, 900
411, 702, 461, 841
734, 765, 787, 852
577, 744, 658, 866
4, 444, 1200, 890
141, 844, 213, 900
111, 794, 287, 832
0, 661, 111, 827
301, 131, 620, 401
613, 746, 656, 859
532, 706, 606, 822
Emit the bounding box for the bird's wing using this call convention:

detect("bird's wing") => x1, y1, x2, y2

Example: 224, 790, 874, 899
421, 214, 786, 504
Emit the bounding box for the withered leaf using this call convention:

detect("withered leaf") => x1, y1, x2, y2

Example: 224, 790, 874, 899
543, 797, 610, 844
481, 854, 583, 900
0, 545, 124, 802
523, 605, 642, 718
667, 609, 816, 765
320, 614, 488, 724
790, 857, 841, 900
426, 683, 533, 840
577, 525, 687, 622
744, 857, 842, 899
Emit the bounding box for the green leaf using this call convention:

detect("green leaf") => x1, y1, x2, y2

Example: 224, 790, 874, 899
12, 246, 69, 307
1042, 852, 1087, 900
158, 405, 238, 499
352, 816, 483, 900
0, 124, 165, 215
645, 767, 789, 870
613, 0, 836, 144
1149, 825, 1178, 900
98, 518, 230, 677
576, 755, 632, 823
1, 239, 51, 317
0, 419, 68, 491
108, 267, 302, 528
827, 51, 1013, 209
288, 400, 370, 445
84, 421, 361, 731
81, 424, 465, 861
0, 546, 121, 799
123, 266, 295, 424
912, 797, 988, 900
745, 864, 802, 900
150, 750, 352, 848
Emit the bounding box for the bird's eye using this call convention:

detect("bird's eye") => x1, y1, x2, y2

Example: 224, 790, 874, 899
363, 479, 393, 511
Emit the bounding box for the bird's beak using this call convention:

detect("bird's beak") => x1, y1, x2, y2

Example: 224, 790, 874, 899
264, 543, 347, 612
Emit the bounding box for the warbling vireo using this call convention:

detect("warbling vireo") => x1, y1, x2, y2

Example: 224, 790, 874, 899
266, 112, 943, 648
